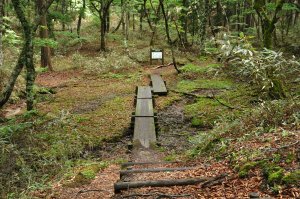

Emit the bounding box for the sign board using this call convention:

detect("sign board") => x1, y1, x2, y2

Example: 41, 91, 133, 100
150, 49, 164, 65
151, 52, 163, 59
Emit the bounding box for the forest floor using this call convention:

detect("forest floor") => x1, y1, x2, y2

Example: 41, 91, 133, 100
1, 29, 299, 198
15, 61, 298, 198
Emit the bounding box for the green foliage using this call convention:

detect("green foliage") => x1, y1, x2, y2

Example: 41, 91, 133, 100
191, 117, 205, 127
238, 161, 258, 178
218, 33, 300, 99
282, 170, 300, 185
3, 29, 22, 46
34, 38, 58, 48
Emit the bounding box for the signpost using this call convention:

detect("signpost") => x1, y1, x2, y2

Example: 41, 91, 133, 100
150, 49, 164, 65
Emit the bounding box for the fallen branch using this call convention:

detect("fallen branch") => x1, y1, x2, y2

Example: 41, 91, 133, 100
153, 62, 174, 69
170, 89, 241, 110
264, 141, 299, 152
213, 96, 235, 110
169, 89, 210, 98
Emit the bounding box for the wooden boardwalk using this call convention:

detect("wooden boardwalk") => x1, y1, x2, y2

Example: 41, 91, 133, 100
150, 74, 167, 95
133, 86, 156, 148
114, 75, 192, 194
135, 99, 154, 117
133, 117, 156, 148
136, 86, 152, 99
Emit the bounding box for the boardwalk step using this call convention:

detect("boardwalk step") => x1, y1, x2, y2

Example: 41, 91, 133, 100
120, 167, 196, 177
121, 161, 179, 167
136, 86, 152, 99
133, 117, 156, 148
150, 74, 167, 95
114, 177, 210, 193
135, 99, 154, 117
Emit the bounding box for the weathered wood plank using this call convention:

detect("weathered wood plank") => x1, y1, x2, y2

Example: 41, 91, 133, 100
120, 167, 196, 177
135, 99, 154, 117
114, 177, 210, 193
137, 86, 152, 99
133, 117, 156, 148
121, 161, 178, 167
150, 74, 167, 95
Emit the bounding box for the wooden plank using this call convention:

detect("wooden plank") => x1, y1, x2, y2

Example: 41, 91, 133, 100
150, 74, 167, 95
120, 167, 196, 176
135, 99, 154, 117
121, 161, 179, 167
134, 117, 156, 148
137, 86, 152, 99
114, 177, 210, 193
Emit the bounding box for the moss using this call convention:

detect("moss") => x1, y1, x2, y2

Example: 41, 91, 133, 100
196, 79, 233, 89
238, 162, 258, 178
285, 152, 296, 164
164, 154, 177, 161
282, 170, 300, 185
181, 63, 221, 74
191, 117, 205, 127
268, 168, 284, 184
176, 80, 199, 92
262, 163, 285, 185
80, 169, 96, 180
66, 163, 107, 187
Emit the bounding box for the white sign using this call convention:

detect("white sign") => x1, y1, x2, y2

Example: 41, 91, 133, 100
151, 52, 163, 59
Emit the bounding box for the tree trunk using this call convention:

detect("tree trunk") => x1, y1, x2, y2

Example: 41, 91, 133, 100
100, 10, 106, 51
125, 11, 129, 40
77, 0, 86, 37
106, 7, 110, 32
159, 0, 180, 74
38, 0, 52, 70
132, 14, 135, 31
0, 0, 54, 109
254, 0, 284, 49
0, 0, 3, 68
199, 0, 209, 52
0, 47, 25, 108
139, 3, 144, 31
61, 0, 66, 30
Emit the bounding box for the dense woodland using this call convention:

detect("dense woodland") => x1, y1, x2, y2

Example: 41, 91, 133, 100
0, 0, 299, 198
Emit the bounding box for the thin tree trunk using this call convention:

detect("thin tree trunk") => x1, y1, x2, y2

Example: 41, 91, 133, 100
125, 11, 129, 40
77, 0, 86, 37
199, 0, 209, 52
132, 14, 135, 31
38, 0, 52, 70
106, 7, 110, 32
139, 3, 144, 31
62, 0, 66, 30
0, 0, 3, 68
0, 47, 25, 107
100, 10, 106, 51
